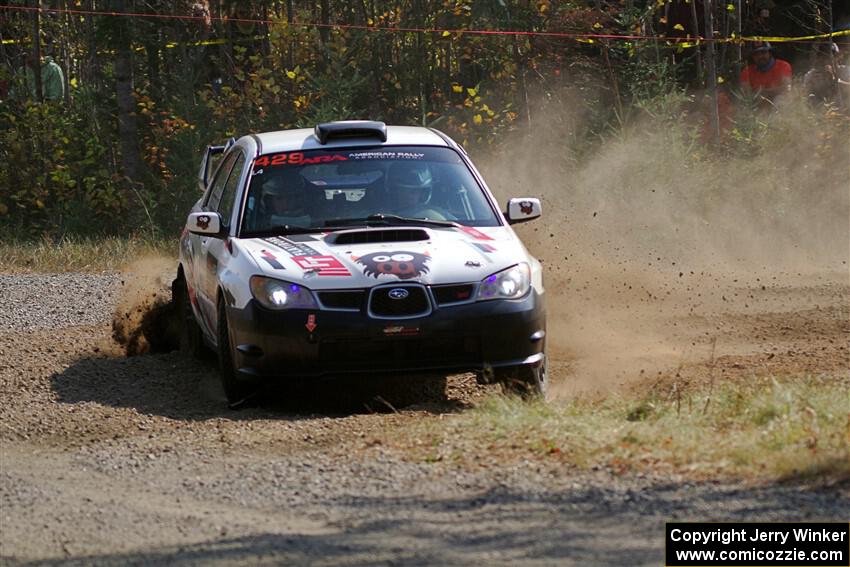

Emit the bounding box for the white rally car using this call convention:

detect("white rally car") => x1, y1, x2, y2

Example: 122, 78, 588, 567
173, 121, 546, 405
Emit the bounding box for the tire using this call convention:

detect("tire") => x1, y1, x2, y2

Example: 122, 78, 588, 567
217, 297, 254, 406
174, 277, 206, 359
497, 354, 548, 399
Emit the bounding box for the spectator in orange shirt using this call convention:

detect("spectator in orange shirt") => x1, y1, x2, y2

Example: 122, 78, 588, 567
740, 41, 792, 103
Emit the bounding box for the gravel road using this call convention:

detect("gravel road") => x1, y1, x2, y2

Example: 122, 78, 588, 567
1, 271, 847, 566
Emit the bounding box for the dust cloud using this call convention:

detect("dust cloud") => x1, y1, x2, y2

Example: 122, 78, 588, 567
111, 257, 180, 356
477, 93, 850, 395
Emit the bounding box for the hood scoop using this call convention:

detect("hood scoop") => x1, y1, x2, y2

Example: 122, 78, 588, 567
328, 228, 430, 246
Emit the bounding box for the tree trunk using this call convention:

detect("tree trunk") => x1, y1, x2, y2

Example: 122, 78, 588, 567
31, 0, 42, 103
112, 0, 143, 187
690, 0, 704, 88
703, 0, 720, 144
61, 0, 72, 104
287, 0, 294, 68
319, 0, 330, 44
735, 0, 742, 77
146, 43, 161, 101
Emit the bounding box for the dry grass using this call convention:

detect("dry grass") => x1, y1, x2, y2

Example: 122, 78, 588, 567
400, 373, 850, 482
0, 235, 175, 273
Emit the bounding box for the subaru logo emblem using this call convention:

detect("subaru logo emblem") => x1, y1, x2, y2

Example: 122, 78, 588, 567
388, 288, 409, 300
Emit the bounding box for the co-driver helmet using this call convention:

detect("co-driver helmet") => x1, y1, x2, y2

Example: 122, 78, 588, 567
387, 161, 433, 205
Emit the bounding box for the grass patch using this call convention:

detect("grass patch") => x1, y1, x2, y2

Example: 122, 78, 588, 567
0, 235, 175, 273
403, 373, 850, 481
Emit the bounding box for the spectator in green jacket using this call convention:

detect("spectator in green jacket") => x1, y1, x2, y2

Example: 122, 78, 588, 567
24, 51, 65, 101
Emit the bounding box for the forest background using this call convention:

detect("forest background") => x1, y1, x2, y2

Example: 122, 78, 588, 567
1, 0, 848, 238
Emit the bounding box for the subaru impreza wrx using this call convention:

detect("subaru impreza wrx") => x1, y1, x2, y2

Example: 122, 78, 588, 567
173, 121, 546, 405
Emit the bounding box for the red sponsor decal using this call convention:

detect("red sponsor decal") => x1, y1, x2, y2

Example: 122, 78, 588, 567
253, 153, 348, 169
187, 282, 197, 307
459, 226, 493, 241
292, 255, 351, 276
305, 314, 317, 333
472, 242, 497, 253
260, 249, 285, 270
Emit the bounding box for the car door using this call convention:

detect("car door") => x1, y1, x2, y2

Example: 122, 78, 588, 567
193, 150, 241, 333
198, 150, 247, 334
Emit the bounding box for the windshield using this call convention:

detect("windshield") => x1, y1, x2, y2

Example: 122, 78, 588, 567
240, 146, 500, 235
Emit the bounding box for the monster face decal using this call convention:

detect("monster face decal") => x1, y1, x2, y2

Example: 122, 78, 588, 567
355, 251, 430, 280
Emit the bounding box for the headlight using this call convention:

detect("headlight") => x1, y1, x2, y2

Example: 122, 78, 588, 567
477, 263, 531, 300
250, 276, 317, 310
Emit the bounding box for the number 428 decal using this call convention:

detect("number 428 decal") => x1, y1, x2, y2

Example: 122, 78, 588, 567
253, 152, 348, 169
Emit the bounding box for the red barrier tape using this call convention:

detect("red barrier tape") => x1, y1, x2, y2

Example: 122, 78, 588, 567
0, 3, 747, 43
0, 4, 846, 45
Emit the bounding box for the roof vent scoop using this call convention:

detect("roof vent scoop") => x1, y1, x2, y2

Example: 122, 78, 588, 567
328, 229, 430, 245
315, 121, 387, 145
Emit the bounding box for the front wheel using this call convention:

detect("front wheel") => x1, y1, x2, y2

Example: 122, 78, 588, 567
497, 354, 548, 399
217, 298, 255, 406
174, 277, 206, 359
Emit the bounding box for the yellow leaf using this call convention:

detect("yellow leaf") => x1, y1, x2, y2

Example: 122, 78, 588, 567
673, 23, 685, 31
35, 199, 45, 209
452, 84, 463, 93
286, 70, 296, 79
442, 31, 451, 37
466, 87, 477, 96
726, 3, 734, 11
473, 114, 482, 125
592, 22, 602, 30
367, 18, 374, 25
718, 76, 726, 84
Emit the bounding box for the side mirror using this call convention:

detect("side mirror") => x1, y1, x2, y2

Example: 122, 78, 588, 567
505, 198, 542, 224
197, 144, 226, 192
187, 212, 224, 236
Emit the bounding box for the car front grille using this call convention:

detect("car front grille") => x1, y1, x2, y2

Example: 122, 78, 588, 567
369, 285, 430, 318
318, 290, 366, 311
432, 284, 475, 306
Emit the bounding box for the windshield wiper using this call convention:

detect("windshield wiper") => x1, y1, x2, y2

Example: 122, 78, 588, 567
324, 214, 459, 229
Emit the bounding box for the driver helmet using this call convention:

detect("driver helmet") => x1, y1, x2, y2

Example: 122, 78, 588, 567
263, 172, 305, 215
387, 161, 433, 206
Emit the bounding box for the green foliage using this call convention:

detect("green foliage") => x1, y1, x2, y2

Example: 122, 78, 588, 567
2, 0, 847, 237
0, 93, 123, 236
405, 373, 850, 480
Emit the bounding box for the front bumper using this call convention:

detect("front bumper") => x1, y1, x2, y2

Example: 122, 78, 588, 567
227, 290, 545, 379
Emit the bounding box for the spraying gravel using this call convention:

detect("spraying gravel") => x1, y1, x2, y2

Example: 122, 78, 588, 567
1, 267, 847, 566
